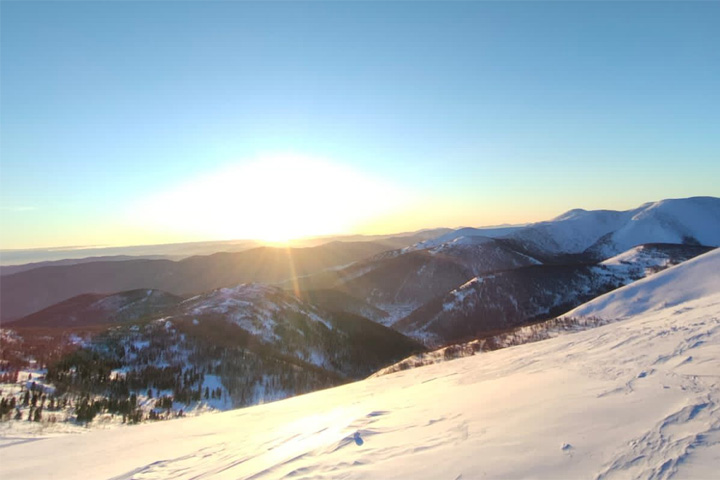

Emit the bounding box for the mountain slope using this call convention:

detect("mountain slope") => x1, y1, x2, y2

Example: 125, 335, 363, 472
0, 241, 392, 321
568, 246, 720, 320
417, 196, 720, 262
176, 284, 424, 377
307, 197, 719, 332
507, 196, 720, 260
394, 263, 622, 345
586, 196, 720, 258
3, 241, 719, 479
6, 289, 183, 328
395, 244, 714, 345
328, 237, 543, 324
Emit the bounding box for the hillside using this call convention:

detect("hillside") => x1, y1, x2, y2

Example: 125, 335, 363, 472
298, 237, 543, 325
0, 283, 424, 430
409, 196, 720, 261
293, 197, 720, 341
394, 244, 714, 345
2, 238, 718, 479
6, 289, 183, 328
0, 241, 392, 321
568, 246, 720, 320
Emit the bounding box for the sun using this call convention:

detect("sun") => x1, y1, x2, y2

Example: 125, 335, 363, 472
131, 153, 411, 243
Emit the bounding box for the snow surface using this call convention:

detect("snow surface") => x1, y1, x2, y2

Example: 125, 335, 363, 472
3, 248, 720, 479
603, 197, 720, 257
182, 283, 333, 345
600, 245, 674, 268
406, 225, 523, 251
569, 248, 720, 320
415, 197, 720, 258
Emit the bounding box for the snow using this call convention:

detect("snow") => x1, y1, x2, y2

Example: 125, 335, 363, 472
606, 197, 720, 256
183, 283, 333, 344
416, 197, 720, 258
406, 225, 523, 251
568, 248, 720, 320
511, 208, 634, 255
600, 245, 673, 268
375, 302, 421, 327
3, 246, 719, 479
442, 277, 485, 312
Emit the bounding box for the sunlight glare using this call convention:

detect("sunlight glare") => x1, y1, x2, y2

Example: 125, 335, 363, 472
130, 154, 412, 242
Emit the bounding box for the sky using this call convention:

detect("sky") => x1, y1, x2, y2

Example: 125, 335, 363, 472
1, 1, 719, 249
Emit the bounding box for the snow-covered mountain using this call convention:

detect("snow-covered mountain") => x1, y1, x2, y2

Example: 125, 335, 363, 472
405, 225, 525, 251
4, 237, 719, 479
319, 237, 544, 326
586, 196, 720, 258
0, 241, 394, 321
394, 262, 623, 345
376, 245, 720, 374
389, 244, 712, 345
307, 197, 719, 342
408, 196, 720, 261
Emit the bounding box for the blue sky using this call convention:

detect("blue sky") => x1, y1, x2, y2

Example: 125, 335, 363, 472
1, 1, 719, 248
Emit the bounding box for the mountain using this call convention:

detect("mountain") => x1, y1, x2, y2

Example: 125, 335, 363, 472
295, 197, 719, 342
410, 196, 719, 262
0, 228, 451, 269
5, 241, 719, 479
394, 244, 713, 345
0, 241, 393, 321
294, 289, 390, 324
503, 196, 720, 261
586, 196, 720, 258
6, 282, 424, 379
172, 283, 423, 376
0, 239, 261, 267
5, 289, 183, 328
291, 228, 453, 249
0, 255, 174, 276
0, 282, 424, 429
393, 263, 619, 345
376, 245, 720, 375
404, 225, 525, 251
295, 237, 543, 325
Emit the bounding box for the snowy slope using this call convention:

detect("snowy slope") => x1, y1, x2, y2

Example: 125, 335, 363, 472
332, 237, 543, 327
406, 225, 524, 251
568, 247, 720, 320
174, 283, 422, 375
412, 196, 720, 260
508, 207, 633, 256
588, 196, 720, 258
514, 196, 720, 258
3, 247, 719, 479
600, 243, 715, 280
